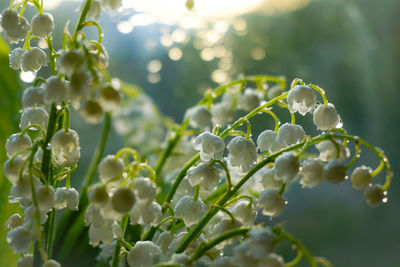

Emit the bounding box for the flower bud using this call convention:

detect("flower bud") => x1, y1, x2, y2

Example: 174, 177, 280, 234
185, 105, 212, 129
22, 86, 46, 108
31, 13, 54, 38
56, 50, 83, 77
239, 89, 261, 111
20, 106, 48, 130
17, 254, 33, 267
300, 158, 325, 188
1, 9, 19, 30
258, 167, 283, 190
351, 165, 373, 190
258, 189, 286, 217
174, 196, 207, 227
3, 157, 25, 185
37, 185, 56, 212
316, 140, 350, 162
187, 163, 220, 190
70, 71, 92, 103
50, 129, 81, 168
313, 103, 341, 131
5, 214, 23, 230
45, 76, 69, 104
364, 185, 384, 206
89, 185, 110, 207
87, 1, 102, 20
99, 85, 122, 112
9, 47, 25, 70
324, 160, 346, 184
257, 130, 281, 153
98, 155, 124, 183
6, 133, 32, 158
276, 123, 305, 147
112, 188, 135, 213
211, 102, 233, 126
267, 85, 282, 100
21, 47, 47, 72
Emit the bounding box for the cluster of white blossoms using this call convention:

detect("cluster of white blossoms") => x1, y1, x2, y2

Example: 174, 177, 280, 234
1, 0, 393, 267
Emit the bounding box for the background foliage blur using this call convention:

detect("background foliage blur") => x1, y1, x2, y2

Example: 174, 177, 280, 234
0, 0, 399, 266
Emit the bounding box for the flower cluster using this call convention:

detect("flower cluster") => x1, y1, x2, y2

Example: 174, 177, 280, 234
1, 0, 393, 267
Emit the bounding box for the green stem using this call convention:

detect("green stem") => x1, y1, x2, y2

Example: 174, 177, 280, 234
285, 250, 303, 267
72, 0, 94, 43
189, 228, 249, 262
111, 214, 129, 267
46, 36, 56, 75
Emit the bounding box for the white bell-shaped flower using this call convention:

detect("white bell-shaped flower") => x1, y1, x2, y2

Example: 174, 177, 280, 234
351, 165, 373, 190
170, 253, 191, 265
261, 254, 285, 267
324, 160, 346, 184
43, 259, 61, 267
99, 85, 122, 112
300, 158, 325, 188
98, 155, 125, 183
130, 201, 162, 226
87, 1, 102, 20
88, 219, 114, 246
174, 196, 207, 227
276, 123, 305, 147
31, 13, 54, 38
69, 71, 92, 104
315, 140, 350, 162
6, 133, 32, 158
187, 163, 220, 190
45, 76, 69, 104
239, 89, 261, 111
111, 187, 136, 213
102, 0, 123, 10
313, 103, 341, 131
3, 157, 25, 185
56, 50, 83, 77
211, 102, 233, 126
212, 218, 241, 248
79, 100, 104, 124
185, 105, 212, 129
17, 254, 33, 267
127, 241, 161, 267
287, 85, 317, 115
257, 167, 283, 190
89, 185, 110, 207
6, 226, 32, 253
2, 11, 29, 43
209, 257, 235, 267
229, 199, 256, 226
19, 106, 48, 130
257, 130, 282, 153
50, 129, 81, 168
193, 131, 225, 161
9, 47, 25, 70
155, 231, 174, 253
22, 86, 46, 108
227, 136, 257, 173
54, 187, 79, 210
5, 214, 23, 230
245, 228, 275, 258
1, 9, 19, 30
36, 185, 56, 212
267, 85, 282, 100
274, 152, 299, 182
132, 177, 156, 201
21, 47, 47, 72
258, 189, 286, 217
10, 173, 41, 201
364, 185, 384, 206
85, 205, 105, 227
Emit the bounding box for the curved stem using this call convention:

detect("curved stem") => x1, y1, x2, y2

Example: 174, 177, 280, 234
308, 84, 328, 106
72, 0, 94, 43
210, 159, 231, 192
261, 108, 280, 132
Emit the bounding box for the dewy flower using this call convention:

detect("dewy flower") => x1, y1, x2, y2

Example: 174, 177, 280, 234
111, 188, 136, 213
276, 123, 305, 147
257, 167, 283, 190
87, 0, 102, 20
364, 185, 384, 206
132, 177, 156, 201
267, 85, 282, 100
6, 226, 32, 253
56, 49, 83, 77
324, 160, 346, 184
227, 136, 257, 173
21, 47, 47, 72
6, 133, 32, 158
31, 13, 55, 38
98, 155, 125, 183
239, 88, 261, 111
130, 201, 162, 226
313, 103, 341, 131
5, 214, 23, 230
300, 158, 325, 188
45, 76, 69, 104
174, 196, 207, 227
127, 241, 161, 267
351, 165, 373, 190
50, 129, 81, 168
257, 130, 283, 154
69, 71, 92, 104
258, 189, 286, 217
1, 10, 29, 43
274, 152, 299, 182
186, 163, 220, 190
229, 199, 256, 226
185, 105, 212, 129
193, 131, 225, 161
315, 140, 350, 162
3, 157, 25, 185
19, 106, 48, 130
9, 47, 25, 70
287, 85, 316, 115
17, 254, 33, 267
22, 86, 46, 108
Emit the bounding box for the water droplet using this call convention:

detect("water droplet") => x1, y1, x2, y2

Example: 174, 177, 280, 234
382, 198, 388, 203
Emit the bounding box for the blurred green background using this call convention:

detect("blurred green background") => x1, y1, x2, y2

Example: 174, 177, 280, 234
1, 0, 399, 266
